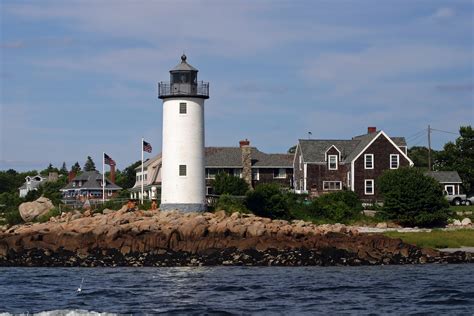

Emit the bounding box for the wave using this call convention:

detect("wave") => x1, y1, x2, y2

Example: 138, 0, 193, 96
0, 310, 118, 316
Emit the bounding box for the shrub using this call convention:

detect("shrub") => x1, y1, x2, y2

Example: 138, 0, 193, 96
317, 191, 363, 222
215, 194, 249, 214
245, 183, 289, 219
378, 168, 451, 227
5, 209, 23, 226
94, 200, 125, 213
212, 172, 249, 196
37, 208, 61, 223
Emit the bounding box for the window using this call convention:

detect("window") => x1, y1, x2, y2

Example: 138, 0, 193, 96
144, 174, 147, 181
365, 179, 374, 195
328, 155, 338, 170
365, 154, 374, 169
390, 154, 399, 169
179, 165, 187, 176
273, 168, 287, 179
72, 182, 76, 187
206, 169, 217, 179
78, 181, 82, 187
445, 185, 455, 196
323, 181, 342, 191
179, 102, 187, 114
233, 168, 242, 178
206, 187, 214, 195
299, 155, 302, 170
252, 168, 259, 181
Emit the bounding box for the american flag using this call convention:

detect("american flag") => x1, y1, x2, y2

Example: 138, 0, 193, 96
104, 153, 116, 166
143, 140, 152, 153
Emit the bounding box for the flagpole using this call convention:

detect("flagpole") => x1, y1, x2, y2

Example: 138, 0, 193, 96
102, 152, 105, 203
141, 137, 144, 205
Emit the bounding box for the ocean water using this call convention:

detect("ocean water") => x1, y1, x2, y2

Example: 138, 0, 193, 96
0, 265, 473, 315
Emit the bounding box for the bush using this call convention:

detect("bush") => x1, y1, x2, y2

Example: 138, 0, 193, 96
212, 172, 249, 196
94, 200, 125, 213
245, 183, 289, 219
5, 209, 23, 226
378, 168, 451, 227
215, 194, 249, 214
317, 191, 363, 222
37, 208, 61, 223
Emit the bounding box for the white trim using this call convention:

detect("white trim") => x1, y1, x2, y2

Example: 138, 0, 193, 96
364, 154, 374, 169
292, 142, 300, 167
328, 155, 338, 170
252, 168, 260, 181
351, 161, 355, 191
444, 185, 455, 196
390, 154, 400, 169
350, 131, 414, 167
303, 163, 307, 191
324, 145, 341, 161
365, 179, 374, 195
323, 181, 342, 191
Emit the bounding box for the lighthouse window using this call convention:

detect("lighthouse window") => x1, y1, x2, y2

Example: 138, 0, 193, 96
179, 103, 187, 114
179, 165, 187, 176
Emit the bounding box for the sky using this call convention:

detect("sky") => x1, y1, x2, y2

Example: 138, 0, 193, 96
1, 0, 473, 172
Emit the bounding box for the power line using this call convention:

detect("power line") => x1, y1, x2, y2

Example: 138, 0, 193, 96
431, 128, 459, 135
406, 128, 427, 141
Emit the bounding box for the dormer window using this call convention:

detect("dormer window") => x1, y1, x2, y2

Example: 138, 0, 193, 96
328, 155, 338, 170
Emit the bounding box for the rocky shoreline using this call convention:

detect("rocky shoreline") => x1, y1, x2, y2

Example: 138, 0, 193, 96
0, 207, 472, 267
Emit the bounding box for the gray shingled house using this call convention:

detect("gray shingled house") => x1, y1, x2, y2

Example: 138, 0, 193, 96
61, 170, 122, 200
293, 127, 413, 201
425, 171, 463, 196
131, 140, 294, 199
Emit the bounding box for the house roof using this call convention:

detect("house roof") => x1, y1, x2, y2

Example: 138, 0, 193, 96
425, 171, 462, 184
62, 170, 122, 191
135, 154, 162, 171
205, 147, 293, 168
299, 131, 408, 163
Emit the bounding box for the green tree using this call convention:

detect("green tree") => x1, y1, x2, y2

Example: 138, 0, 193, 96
245, 183, 289, 219
315, 191, 363, 223
212, 172, 249, 196
59, 162, 68, 176
435, 125, 474, 193
287, 145, 297, 154
408, 146, 434, 170
378, 168, 450, 227
115, 160, 141, 189
71, 162, 81, 174
83, 156, 96, 171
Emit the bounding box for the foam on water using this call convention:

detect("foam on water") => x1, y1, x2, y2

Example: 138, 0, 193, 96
0, 265, 473, 314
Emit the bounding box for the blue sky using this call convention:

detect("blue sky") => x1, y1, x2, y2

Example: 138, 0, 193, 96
1, 0, 473, 171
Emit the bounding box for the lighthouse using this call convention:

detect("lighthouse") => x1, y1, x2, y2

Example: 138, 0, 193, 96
158, 55, 209, 212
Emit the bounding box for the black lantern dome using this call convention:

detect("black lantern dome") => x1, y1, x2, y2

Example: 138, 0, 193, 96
158, 54, 209, 99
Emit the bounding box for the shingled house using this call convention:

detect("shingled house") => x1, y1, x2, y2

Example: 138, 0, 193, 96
293, 127, 413, 201
61, 170, 122, 200
132, 140, 294, 200
205, 140, 294, 194
425, 171, 463, 196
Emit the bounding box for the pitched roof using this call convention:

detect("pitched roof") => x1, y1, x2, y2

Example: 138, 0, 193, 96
135, 154, 162, 171
425, 171, 462, 183
299, 131, 407, 163
62, 171, 122, 190
205, 147, 293, 168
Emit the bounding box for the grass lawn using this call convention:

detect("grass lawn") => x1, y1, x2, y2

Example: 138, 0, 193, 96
450, 204, 474, 213
384, 229, 474, 249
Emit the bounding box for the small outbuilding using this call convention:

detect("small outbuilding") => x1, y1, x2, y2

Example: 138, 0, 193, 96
425, 171, 463, 196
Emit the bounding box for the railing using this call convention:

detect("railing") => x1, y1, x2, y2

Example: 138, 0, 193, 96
158, 81, 209, 98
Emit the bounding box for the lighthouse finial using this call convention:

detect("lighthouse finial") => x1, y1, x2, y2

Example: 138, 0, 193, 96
181, 53, 187, 62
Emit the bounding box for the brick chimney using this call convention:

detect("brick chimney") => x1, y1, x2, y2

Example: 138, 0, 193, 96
67, 171, 76, 183
110, 165, 116, 184
368, 126, 377, 134
240, 139, 252, 188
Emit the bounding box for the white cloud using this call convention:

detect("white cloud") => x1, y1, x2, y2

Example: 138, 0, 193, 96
432, 7, 456, 19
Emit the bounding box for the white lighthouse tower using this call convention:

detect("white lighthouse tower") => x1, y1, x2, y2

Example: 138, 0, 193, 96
158, 54, 209, 212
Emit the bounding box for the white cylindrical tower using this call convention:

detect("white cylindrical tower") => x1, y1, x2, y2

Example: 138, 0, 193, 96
158, 54, 209, 212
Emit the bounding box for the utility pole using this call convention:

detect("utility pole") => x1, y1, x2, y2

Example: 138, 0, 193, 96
428, 125, 432, 171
